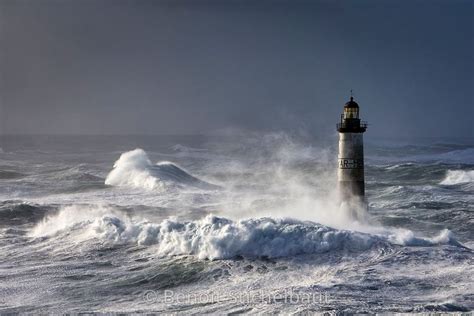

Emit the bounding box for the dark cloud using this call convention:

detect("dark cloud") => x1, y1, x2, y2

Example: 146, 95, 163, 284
1, 0, 472, 138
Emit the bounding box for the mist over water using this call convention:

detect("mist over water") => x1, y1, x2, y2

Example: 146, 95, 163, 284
0, 134, 473, 313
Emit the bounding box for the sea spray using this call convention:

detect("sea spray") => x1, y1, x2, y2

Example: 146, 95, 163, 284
104, 147, 362, 230
105, 149, 162, 190
3, 134, 473, 313
440, 170, 474, 185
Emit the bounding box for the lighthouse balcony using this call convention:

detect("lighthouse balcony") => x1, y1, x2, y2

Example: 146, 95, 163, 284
337, 121, 368, 133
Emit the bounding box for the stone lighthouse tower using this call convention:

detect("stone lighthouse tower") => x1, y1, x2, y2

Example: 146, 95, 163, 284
337, 93, 368, 199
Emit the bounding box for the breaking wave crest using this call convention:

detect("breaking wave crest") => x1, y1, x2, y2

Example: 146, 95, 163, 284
440, 170, 474, 185
105, 149, 218, 191
29, 205, 465, 260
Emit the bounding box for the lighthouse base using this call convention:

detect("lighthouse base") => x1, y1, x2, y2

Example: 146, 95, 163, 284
339, 195, 368, 222
338, 181, 368, 221
338, 180, 365, 198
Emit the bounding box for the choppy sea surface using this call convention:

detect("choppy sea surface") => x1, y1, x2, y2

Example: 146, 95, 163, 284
0, 134, 472, 313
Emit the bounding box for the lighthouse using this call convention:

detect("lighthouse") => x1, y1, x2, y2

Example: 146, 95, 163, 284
337, 93, 368, 199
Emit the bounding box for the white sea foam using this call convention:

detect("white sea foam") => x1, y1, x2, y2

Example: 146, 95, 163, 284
29, 204, 121, 238
385, 228, 464, 248
440, 170, 474, 185
385, 163, 414, 170
29, 207, 379, 259
30, 205, 465, 260
105, 149, 161, 190
104, 148, 217, 191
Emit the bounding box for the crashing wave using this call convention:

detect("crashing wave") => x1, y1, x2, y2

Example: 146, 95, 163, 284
440, 170, 474, 185
385, 228, 465, 248
104, 149, 218, 191
30, 205, 466, 260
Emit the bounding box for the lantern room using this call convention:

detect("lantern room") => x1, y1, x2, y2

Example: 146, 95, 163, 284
343, 96, 359, 119
337, 94, 367, 133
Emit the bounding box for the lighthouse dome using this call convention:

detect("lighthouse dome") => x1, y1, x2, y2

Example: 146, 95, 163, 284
344, 97, 359, 109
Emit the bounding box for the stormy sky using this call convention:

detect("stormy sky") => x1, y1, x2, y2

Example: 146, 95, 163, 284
0, 0, 472, 138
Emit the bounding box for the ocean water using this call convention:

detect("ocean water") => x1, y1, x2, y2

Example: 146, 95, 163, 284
0, 134, 472, 313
